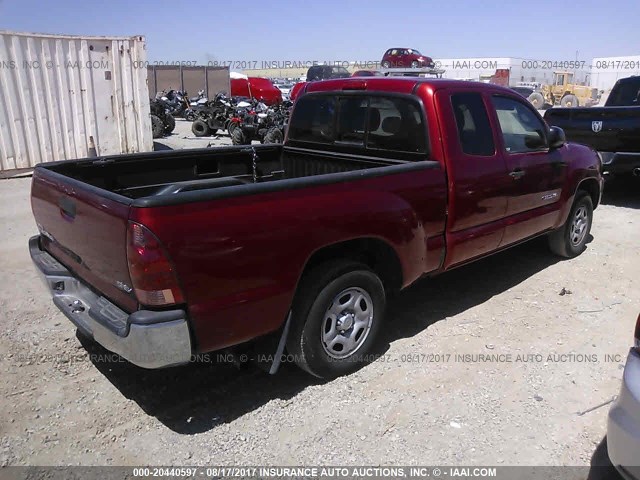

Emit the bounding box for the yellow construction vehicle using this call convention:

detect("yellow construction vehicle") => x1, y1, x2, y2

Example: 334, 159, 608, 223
528, 71, 600, 108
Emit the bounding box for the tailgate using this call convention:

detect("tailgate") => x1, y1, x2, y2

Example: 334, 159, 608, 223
31, 167, 137, 313
544, 107, 640, 153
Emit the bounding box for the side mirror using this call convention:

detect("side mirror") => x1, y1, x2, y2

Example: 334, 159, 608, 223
548, 126, 566, 149
524, 133, 546, 149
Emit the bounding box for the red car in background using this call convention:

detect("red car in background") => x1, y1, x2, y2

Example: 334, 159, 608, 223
381, 48, 435, 68
230, 77, 282, 105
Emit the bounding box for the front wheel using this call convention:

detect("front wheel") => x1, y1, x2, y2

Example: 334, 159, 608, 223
528, 92, 545, 109
561, 94, 579, 108
286, 260, 386, 379
191, 119, 210, 137
150, 115, 164, 138
548, 191, 593, 258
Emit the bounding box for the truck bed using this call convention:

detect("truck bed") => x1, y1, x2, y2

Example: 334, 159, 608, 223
32, 144, 438, 315
46, 145, 404, 202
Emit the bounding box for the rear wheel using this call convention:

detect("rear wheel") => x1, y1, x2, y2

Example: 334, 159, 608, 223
164, 114, 175, 134
231, 127, 247, 145
150, 115, 164, 138
548, 191, 593, 258
561, 94, 579, 108
381, 60, 390, 68
263, 127, 283, 144
191, 119, 210, 137
411, 60, 419, 68
286, 260, 386, 379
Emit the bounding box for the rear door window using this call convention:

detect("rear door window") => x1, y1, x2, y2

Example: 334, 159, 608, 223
367, 97, 426, 153
451, 93, 496, 156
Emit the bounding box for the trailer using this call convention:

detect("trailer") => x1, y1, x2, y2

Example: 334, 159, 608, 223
0, 30, 152, 174
379, 67, 446, 78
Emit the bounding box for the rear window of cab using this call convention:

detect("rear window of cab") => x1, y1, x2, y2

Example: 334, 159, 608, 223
287, 93, 428, 161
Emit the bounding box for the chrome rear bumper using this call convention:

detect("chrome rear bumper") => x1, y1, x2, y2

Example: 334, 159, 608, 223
29, 235, 192, 369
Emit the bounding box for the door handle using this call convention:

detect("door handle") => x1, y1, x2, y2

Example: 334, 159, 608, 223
509, 169, 526, 179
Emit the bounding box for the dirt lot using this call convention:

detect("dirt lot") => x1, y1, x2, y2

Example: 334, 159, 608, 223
0, 152, 639, 470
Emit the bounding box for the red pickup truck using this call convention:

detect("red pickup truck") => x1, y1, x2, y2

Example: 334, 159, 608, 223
30, 78, 603, 379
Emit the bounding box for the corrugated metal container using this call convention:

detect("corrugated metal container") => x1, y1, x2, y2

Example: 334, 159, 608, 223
0, 31, 152, 173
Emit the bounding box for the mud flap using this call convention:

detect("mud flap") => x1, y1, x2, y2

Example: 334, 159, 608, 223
248, 312, 292, 375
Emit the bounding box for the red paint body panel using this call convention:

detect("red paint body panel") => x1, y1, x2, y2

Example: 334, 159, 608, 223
30, 77, 603, 356
130, 167, 447, 352
230, 77, 282, 105
30, 169, 137, 312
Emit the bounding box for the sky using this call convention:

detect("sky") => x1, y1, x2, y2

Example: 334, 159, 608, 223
1, 0, 639, 64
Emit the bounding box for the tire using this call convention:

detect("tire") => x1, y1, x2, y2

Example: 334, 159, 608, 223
227, 121, 238, 136
381, 61, 390, 68
411, 60, 419, 68
528, 92, 545, 109
164, 114, 175, 134
561, 94, 579, 108
191, 119, 210, 137
286, 260, 386, 379
231, 127, 246, 145
548, 191, 593, 258
263, 127, 283, 144
150, 115, 164, 139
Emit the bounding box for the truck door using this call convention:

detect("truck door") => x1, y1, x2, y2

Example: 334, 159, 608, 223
438, 90, 510, 268
488, 94, 568, 246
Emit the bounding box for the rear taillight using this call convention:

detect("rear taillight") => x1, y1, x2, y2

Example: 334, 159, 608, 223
126, 222, 184, 307
634, 313, 640, 350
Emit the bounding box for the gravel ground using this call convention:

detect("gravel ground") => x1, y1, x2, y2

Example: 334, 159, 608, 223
0, 146, 639, 471
153, 118, 252, 151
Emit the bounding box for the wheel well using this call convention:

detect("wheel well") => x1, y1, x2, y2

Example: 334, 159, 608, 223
301, 238, 403, 293
578, 178, 600, 208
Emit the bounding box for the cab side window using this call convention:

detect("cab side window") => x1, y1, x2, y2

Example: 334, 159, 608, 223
491, 96, 548, 153
451, 93, 495, 156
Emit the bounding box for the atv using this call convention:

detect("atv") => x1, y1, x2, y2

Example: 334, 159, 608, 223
150, 99, 176, 139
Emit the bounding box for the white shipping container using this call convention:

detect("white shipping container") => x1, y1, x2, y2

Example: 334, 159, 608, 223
0, 30, 152, 173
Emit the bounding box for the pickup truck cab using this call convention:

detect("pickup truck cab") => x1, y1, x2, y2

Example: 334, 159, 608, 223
544, 75, 640, 177
30, 78, 603, 379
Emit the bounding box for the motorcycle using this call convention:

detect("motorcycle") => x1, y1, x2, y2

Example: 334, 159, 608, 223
157, 89, 190, 118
